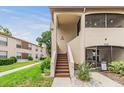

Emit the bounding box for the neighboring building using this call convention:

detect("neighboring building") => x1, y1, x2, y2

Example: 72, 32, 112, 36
0, 33, 47, 61
50, 7, 124, 77
42, 43, 48, 58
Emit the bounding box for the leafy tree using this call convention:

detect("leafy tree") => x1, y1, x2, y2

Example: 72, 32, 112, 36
0, 25, 12, 36
36, 31, 51, 56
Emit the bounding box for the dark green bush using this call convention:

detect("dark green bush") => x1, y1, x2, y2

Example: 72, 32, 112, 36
41, 57, 51, 73
74, 63, 79, 70
0, 58, 16, 65
10, 56, 17, 63
28, 56, 33, 61
77, 63, 91, 81
39, 57, 45, 60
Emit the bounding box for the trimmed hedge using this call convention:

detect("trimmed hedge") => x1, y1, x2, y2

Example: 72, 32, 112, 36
40, 57, 46, 60
28, 56, 33, 61
10, 56, 17, 63
0, 57, 16, 66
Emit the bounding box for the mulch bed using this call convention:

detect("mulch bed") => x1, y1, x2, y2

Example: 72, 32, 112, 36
100, 71, 124, 85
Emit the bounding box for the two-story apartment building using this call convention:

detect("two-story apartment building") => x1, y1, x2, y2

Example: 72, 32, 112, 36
0, 33, 47, 61
50, 7, 124, 77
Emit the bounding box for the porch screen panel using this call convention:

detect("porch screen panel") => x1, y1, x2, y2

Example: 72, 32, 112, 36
107, 14, 124, 27
85, 14, 105, 28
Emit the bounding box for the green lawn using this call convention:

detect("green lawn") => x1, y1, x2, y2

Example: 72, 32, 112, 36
0, 64, 53, 87
0, 61, 36, 72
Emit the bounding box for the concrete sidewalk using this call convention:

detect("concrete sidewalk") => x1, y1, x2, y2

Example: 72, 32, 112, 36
52, 77, 72, 87
0, 62, 40, 77
91, 72, 123, 87
52, 72, 123, 87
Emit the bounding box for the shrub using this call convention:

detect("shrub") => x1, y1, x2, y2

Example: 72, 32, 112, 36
28, 56, 33, 61
0, 58, 15, 66
74, 63, 79, 70
41, 57, 51, 73
10, 56, 17, 63
44, 69, 50, 76
39, 57, 45, 60
77, 63, 91, 81
108, 61, 124, 75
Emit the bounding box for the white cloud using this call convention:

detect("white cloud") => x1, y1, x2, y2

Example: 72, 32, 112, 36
30, 14, 51, 23
10, 16, 21, 20
14, 32, 32, 37
0, 8, 14, 13
27, 23, 50, 30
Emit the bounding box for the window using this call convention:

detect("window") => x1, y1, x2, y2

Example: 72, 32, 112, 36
0, 51, 7, 58
85, 14, 105, 28
85, 13, 124, 28
36, 49, 38, 51
16, 52, 22, 59
16, 44, 21, 48
28, 44, 32, 50
35, 54, 38, 59
0, 37, 7, 46
28, 47, 32, 50
107, 14, 124, 27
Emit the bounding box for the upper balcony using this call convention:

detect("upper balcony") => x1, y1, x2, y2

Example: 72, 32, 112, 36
16, 41, 32, 50
84, 13, 124, 47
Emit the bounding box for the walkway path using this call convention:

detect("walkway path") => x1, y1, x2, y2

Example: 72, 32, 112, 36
72, 72, 123, 87
52, 72, 123, 87
52, 77, 72, 87
90, 72, 123, 87
0, 62, 40, 77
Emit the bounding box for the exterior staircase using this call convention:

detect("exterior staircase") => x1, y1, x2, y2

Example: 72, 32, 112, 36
55, 54, 70, 77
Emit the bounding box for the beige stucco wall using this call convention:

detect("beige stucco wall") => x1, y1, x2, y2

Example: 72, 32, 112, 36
51, 8, 124, 64
68, 36, 80, 64
85, 28, 124, 47
57, 23, 77, 53
0, 34, 43, 60
42, 43, 48, 57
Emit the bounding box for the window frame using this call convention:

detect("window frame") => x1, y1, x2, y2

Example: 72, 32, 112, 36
85, 13, 124, 28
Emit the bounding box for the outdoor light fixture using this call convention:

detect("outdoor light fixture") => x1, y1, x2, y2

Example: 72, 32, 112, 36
105, 38, 107, 41
60, 36, 64, 40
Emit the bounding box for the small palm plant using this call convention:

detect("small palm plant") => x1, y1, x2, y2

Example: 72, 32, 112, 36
77, 63, 91, 81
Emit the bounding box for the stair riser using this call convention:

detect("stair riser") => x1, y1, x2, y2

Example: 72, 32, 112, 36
56, 71, 69, 73
57, 60, 68, 62
56, 67, 69, 69
58, 56, 67, 57
58, 55, 67, 56
55, 75, 70, 77
57, 57, 67, 58
57, 62, 68, 64
56, 65, 69, 67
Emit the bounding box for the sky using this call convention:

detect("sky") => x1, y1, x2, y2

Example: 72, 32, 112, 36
0, 6, 51, 44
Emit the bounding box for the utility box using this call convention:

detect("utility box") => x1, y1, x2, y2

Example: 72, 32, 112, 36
101, 61, 107, 70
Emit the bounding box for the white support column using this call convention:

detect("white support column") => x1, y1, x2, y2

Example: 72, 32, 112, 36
80, 13, 86, 64
53, 13, 57, 52
50, 13, 57, 77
